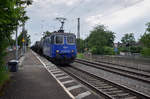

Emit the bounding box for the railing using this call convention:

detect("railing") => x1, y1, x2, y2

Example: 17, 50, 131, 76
83, 53, 150, 72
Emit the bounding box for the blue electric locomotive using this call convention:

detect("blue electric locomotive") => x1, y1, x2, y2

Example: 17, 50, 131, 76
42, 32, 77, 64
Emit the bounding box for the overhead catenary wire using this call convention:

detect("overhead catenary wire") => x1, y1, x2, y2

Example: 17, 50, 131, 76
34, 0, 145, 42
63, 0, 85, 17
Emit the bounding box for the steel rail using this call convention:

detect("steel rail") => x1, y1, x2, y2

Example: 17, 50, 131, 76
84, 58, 150, 73
75, 59, 150, 84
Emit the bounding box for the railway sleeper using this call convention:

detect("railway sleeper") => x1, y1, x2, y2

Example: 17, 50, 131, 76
105, 90, 125, 95
124, 96, 137, 99
97, 85, 113, 89
109, 94, 121, 98
115, 95, 136, 99
102, 88, 118, 91
87, 80, 103, 84
90, 82, 106, 86
95, 85, 113, 89
99, 84, 109, 86
105, 90, 123, 94
90, 80, 105, 84
116, 93, 130, 98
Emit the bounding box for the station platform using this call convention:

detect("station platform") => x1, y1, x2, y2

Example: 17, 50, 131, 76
0, 50, 71, 99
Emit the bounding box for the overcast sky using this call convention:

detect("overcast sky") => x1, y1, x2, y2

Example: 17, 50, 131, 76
24, 0, 150, 44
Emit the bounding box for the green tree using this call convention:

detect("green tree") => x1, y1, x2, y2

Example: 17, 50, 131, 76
140, 33, 150, 48
121, 33, 136, 47
139, 23, 150, 56
146, 22, 150, 32
18, 30, 31, 47
43, 31, 51, 37
0, 0, 32, 81
86, 25, 115, 54
140, 23, 150, 48
141, 48, 150, 57
76, 38, 85, 53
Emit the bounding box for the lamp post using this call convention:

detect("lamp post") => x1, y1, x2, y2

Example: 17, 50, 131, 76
22, 0, 33, 54
22, 22, 26, 55
15, 26, 18, 60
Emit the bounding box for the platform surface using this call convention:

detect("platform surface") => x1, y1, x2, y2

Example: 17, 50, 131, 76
0, 50, 71, 99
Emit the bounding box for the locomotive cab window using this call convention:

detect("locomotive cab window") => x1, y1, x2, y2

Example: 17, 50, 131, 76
67, 35, 75, 44
51, 35, 55, 44
55, 35, 64, 44
48, 37, 51, 43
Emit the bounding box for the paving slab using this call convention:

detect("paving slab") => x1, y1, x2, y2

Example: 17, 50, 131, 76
0, 50, 71, 99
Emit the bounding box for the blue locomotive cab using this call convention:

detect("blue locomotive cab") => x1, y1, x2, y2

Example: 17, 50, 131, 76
52, 34, 77, 63
48, 33, 77, 64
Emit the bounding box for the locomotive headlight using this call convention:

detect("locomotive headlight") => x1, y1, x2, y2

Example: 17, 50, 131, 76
71, 50, 74, 52
56, 50, 59, 53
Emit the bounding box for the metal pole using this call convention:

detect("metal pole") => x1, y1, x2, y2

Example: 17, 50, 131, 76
77, 18, 80, 39
23, 23, 25, 54
15, 26, 18, 60
77, 18, 80, 53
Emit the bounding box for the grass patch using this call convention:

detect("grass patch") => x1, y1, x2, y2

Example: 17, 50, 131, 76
141, 47, 150, 57
77, 53, 84, 59
0, 66, 10, 87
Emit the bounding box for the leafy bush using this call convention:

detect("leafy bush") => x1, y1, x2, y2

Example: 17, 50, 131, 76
119, 47, 129, 52
130, 46, 142, 53
90, 46, 98, 54
104, 46, 115, 55
76, 39, 85, 53
119, 46, 142, 53
140, 33, 150, 48
90, 46, 104, 55
77, 53, 84, 59
90, 46, 115, 55
0, 66, 9, 85
141, 47, 150, 57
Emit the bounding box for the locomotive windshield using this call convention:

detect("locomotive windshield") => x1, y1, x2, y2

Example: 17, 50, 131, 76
55, 35, 64, 44
67, 35, 75, 44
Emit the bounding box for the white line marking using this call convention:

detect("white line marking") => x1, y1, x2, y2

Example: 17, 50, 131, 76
75, 91, 91, 99
62, 80, 74, 85
57, 76, 70, 80
52, 71, 62, 74
54, 73, 66, 77
48, 67, 60, 72
46, 64, 54, 66
67, 85, 82, 91
18, 56, 25, 66
32, 51, 75, 99
49, 68, 58, 70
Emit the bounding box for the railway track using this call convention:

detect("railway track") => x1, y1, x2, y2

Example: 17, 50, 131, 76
94, 59, 150, 73
60, 65, 150, 99
75, 59, 150, 84
93, 59, 150, 73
